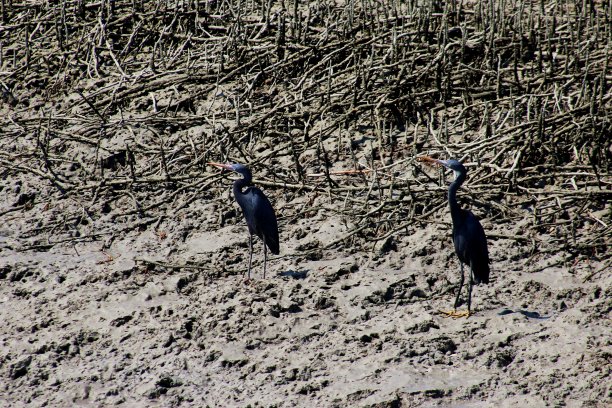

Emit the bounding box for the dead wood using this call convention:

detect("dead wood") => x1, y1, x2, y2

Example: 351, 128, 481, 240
0, 0, 609, 266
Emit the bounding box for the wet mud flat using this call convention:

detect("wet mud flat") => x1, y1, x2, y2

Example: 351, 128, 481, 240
1, 0, 610, 406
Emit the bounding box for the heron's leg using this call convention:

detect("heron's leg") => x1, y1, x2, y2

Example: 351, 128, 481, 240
263, 237, 268, 279
246, 234, 253, 279
467, 264, 474, 313
453, 262, 465, 309
448, 266, 474, 318
440, 262, 470, 318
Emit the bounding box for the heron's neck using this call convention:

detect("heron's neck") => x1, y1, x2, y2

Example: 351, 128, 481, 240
232, 177, 251, 196
448, 173, 466, 223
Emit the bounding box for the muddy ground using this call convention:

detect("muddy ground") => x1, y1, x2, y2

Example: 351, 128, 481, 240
1, 1, 610, 407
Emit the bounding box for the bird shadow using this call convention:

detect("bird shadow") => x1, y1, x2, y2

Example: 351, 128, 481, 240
497, 309, 551, 319
279, 269, 309, 279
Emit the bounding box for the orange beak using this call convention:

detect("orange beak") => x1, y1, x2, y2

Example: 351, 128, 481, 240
416, 156, 443, 167
208, 162, 233, 171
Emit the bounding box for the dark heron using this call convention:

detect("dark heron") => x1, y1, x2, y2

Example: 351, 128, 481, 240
419, 156, 490, 317
208, 162, 280, 278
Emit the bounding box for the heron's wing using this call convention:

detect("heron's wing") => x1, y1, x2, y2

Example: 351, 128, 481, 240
464, 211, 490, 283
247, 187, 280, 254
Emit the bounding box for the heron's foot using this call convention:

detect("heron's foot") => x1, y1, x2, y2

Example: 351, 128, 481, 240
439, 309, 471, 318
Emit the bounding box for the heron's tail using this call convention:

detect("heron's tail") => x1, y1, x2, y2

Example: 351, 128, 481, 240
472, 262, 490, 285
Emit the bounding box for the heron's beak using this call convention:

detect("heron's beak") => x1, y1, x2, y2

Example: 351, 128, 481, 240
418, 156, 456, 179
417, 156, 444, 167
208, 162, 233, 172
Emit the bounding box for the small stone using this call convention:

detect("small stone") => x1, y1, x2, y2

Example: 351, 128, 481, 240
162, 334, 175, 348
9, 355, 32, 379
433, 336, 456, 353
375, 236, 397, 254
284, 368, 298, 381
156, 375, 182, 388
314, 295, 334, 310
0, 265, 10, 279
109, 315, 132, 327
496, 350, 515, 367
409, 288, 427, 299
14, 192, 36, 207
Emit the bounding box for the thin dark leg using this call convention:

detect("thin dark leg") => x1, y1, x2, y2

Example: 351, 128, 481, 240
263, 237, 268, 279
453, 262, 465, 309
467, 264, 474, 313
247, 234, 253, 279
